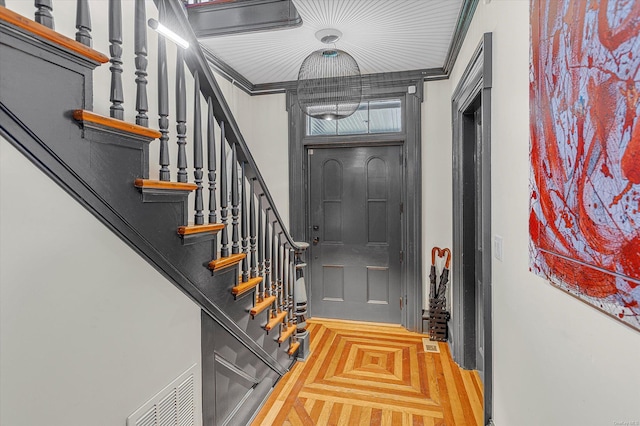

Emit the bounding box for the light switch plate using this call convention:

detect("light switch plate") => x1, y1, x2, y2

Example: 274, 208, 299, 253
494, 235, 503, 261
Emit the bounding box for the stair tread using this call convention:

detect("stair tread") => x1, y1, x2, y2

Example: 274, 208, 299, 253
134, 179, 198, 191
250, 296, 276, 317
208, 252, 246, 271
0, 6, 109, 64
232, 276, 263, 296
178, 223, 224, 236
74, 110, 161, 139
277, 323, 296, 344
265, 311, 287, 331
288, 341, 300, 356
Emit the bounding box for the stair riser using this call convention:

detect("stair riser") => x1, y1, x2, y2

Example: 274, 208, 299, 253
1, 23, 95, 174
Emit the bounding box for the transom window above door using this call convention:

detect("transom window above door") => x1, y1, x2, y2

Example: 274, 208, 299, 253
306, 99, 402, 136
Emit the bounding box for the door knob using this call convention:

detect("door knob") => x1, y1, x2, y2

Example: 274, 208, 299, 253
313, 237, 320, 245
313, 225, 319, 231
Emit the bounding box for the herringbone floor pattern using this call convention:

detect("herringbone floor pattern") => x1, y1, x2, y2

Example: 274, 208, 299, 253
252, 318, 483, 425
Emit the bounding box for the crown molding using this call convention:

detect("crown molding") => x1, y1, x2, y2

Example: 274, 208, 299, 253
199, 0, 477, 96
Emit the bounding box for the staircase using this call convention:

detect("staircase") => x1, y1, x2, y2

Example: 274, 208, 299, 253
0, 1, 307, 425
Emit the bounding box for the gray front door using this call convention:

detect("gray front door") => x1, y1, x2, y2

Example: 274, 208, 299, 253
308, 145, 402, 323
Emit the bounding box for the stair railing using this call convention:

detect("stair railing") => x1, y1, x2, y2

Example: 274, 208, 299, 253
1, 0, 306, 351
159, 0, 307, 346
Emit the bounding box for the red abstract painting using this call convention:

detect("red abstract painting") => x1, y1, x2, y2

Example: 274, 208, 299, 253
530, 0, 640, 331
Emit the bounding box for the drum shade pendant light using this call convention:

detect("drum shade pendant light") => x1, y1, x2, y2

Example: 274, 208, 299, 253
297, 29, 362, 120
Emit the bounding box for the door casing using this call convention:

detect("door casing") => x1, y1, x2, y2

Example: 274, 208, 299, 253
287, 82, 423, 331
451, 32, 493, 425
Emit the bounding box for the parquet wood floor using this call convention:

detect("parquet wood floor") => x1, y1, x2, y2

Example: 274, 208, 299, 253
252, 318, 483, 426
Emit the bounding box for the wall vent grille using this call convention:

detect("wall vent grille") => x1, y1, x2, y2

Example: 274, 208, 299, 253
127, 364, 198, 426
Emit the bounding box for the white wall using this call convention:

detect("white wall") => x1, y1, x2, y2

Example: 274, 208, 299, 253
245, 93, 290, 227
0, 140, 202, 426
422, 79, 453, 308
217, 78, 290, 228
424, 0, 640, 425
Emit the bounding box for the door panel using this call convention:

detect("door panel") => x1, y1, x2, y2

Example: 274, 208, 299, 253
367, 266, 390, 304
309, 146, 402, 323
323, 265, 345, 301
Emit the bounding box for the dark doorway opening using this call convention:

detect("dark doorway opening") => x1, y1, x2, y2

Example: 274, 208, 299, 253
461, 95, 484, 372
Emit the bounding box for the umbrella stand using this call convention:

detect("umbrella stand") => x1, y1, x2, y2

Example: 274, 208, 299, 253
428, 247, 451, 342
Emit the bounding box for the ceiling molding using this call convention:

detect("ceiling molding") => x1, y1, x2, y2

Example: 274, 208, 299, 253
200, 0, 478, 96
253, 68, 447, 94
443, 0, 480, 75
203, 53, 448, 96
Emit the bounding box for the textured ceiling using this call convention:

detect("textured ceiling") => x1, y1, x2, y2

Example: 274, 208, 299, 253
198, 0, 464, 85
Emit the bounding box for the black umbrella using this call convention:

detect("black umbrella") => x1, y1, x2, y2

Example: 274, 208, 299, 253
429, 247, 439, 301
435, 248, 451, 300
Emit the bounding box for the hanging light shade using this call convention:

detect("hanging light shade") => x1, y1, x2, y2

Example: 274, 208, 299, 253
297, 47, 362, 120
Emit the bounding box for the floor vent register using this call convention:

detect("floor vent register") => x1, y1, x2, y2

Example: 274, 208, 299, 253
422, 338, 441, 353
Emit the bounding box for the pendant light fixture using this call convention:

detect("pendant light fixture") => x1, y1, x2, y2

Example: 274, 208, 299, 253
296, 29, 362, 120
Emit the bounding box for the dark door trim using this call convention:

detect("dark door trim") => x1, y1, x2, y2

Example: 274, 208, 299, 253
451, 33, 492, 424
287, 82, 423, 331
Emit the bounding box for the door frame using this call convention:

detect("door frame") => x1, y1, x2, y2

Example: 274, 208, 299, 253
287, 81, 423, 331
451, 33, 492, 424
